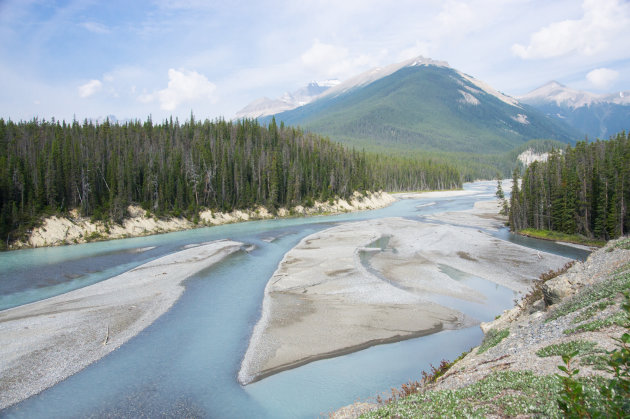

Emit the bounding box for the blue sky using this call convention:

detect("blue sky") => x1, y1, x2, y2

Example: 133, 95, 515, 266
1, 0, 629, 122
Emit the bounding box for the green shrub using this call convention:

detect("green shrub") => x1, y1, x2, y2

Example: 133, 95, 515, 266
564, 311, 630, 335
536, 340, 600, 358
556, 292, 630, 416
364, 371, 571, 418
477, 328, 509, 354
572, 300, 614, 324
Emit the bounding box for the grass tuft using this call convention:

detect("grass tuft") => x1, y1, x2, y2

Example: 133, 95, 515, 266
572, 300, 614, 324
564, 311, 629, 335
518, 228, 606, 247
536, 340, 601, 358
477, 328, 509, 354
362, 371, 608, 418
547, 270, 630, 322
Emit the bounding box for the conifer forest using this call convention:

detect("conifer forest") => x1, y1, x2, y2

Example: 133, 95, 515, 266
509, 131, 629, 240
0, 117, 461, 247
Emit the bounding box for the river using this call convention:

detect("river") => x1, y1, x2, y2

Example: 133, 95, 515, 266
1, 181, 588, 418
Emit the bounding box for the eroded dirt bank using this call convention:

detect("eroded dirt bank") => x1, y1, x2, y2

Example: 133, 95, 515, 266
13, 191, 396, 249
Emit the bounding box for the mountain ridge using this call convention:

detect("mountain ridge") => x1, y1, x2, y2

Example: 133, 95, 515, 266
519, 81, 630, 109
235, 79, 340, 119
262, 57, 581, 154
519, 81, 630, 139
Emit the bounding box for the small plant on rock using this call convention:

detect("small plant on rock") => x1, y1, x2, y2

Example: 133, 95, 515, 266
478, 328, 509, 354
536, 340, 600, 358
556, 292, 630, 417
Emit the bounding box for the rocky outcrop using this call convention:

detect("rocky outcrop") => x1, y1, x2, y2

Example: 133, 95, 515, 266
434, 237, 629, 391
542, 242, 629, 306
542, 275, 574, 306
517, 149, 550, 166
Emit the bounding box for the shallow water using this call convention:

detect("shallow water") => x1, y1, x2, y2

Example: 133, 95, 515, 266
1, 181, 589, 418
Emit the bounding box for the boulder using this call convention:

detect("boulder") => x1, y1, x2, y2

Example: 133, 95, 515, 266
542, 276, 574, 306
528, 298, 546, 314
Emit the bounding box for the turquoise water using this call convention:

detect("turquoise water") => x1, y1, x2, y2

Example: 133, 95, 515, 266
1, 181, 589, 418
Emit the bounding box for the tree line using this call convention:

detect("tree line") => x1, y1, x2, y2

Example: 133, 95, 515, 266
508, 131, 629, 240
0, 116, 461, 248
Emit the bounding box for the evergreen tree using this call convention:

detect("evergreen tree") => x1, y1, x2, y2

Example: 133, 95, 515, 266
0, 117, 464, 248
509, 131, 629, 240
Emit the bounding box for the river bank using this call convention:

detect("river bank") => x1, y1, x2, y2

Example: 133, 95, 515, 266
239, 200, 573, 385
335, 236, 630, 418
0, 240, 243, 410
10, 191, 396, 250
516, 228, 606, 249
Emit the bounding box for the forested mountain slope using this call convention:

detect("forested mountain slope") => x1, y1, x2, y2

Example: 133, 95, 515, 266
266, 59, 581, 154
0, 117, 460, 248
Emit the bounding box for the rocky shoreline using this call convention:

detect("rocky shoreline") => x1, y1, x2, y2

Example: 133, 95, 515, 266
334, 236, 630, 418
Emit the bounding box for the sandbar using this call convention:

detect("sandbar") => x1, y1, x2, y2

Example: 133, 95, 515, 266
0, 239, 243, 410
238, 202, 572, 385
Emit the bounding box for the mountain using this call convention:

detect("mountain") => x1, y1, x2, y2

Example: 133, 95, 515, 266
235, 80, 339, 119
262, 57, 581, 154
519, 81, 630, 140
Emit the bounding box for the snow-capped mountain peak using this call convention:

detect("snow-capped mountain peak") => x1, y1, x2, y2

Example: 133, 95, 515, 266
519, 81, 606, 109
520, 81, 630, 140
318, 56, 450, 99
520, 81, 630, 109
235, 80, 340, 119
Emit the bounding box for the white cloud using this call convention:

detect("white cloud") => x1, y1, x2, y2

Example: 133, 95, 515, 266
398, 41, 432, 61
141, 68, 217, 111
512, 0, 630, 59
300, 39, 379, 80
437, 1, 475, 33
301, 40, 349, 73
78, 79, 102, 98
79, 21, 110, 34
586, 68, 619, 89
137, 92, 154, 104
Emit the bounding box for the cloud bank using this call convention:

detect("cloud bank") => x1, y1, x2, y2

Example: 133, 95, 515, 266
140, 69, 217, 111
512, 0, 630, 59
78, 80, 102, 98
586, 68, 619, 89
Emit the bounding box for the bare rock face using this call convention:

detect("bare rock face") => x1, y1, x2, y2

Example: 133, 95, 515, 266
480, 305, 521, 334
542, 276, 575, 306
528, 298, 546, 314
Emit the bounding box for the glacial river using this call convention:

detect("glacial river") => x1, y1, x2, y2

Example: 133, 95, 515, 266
1, 181, 588, 418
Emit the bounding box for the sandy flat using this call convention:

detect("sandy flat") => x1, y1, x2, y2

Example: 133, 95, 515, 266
395, 190, 478, 199
0, 239, 243, 410
238, 202, 572, 385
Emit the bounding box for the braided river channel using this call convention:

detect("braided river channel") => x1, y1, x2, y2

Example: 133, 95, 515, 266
0, 181, 589, 418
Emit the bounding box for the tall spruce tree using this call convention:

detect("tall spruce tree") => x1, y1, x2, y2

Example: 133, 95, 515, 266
0, 117, 464, 248
509, 131, 629, 240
